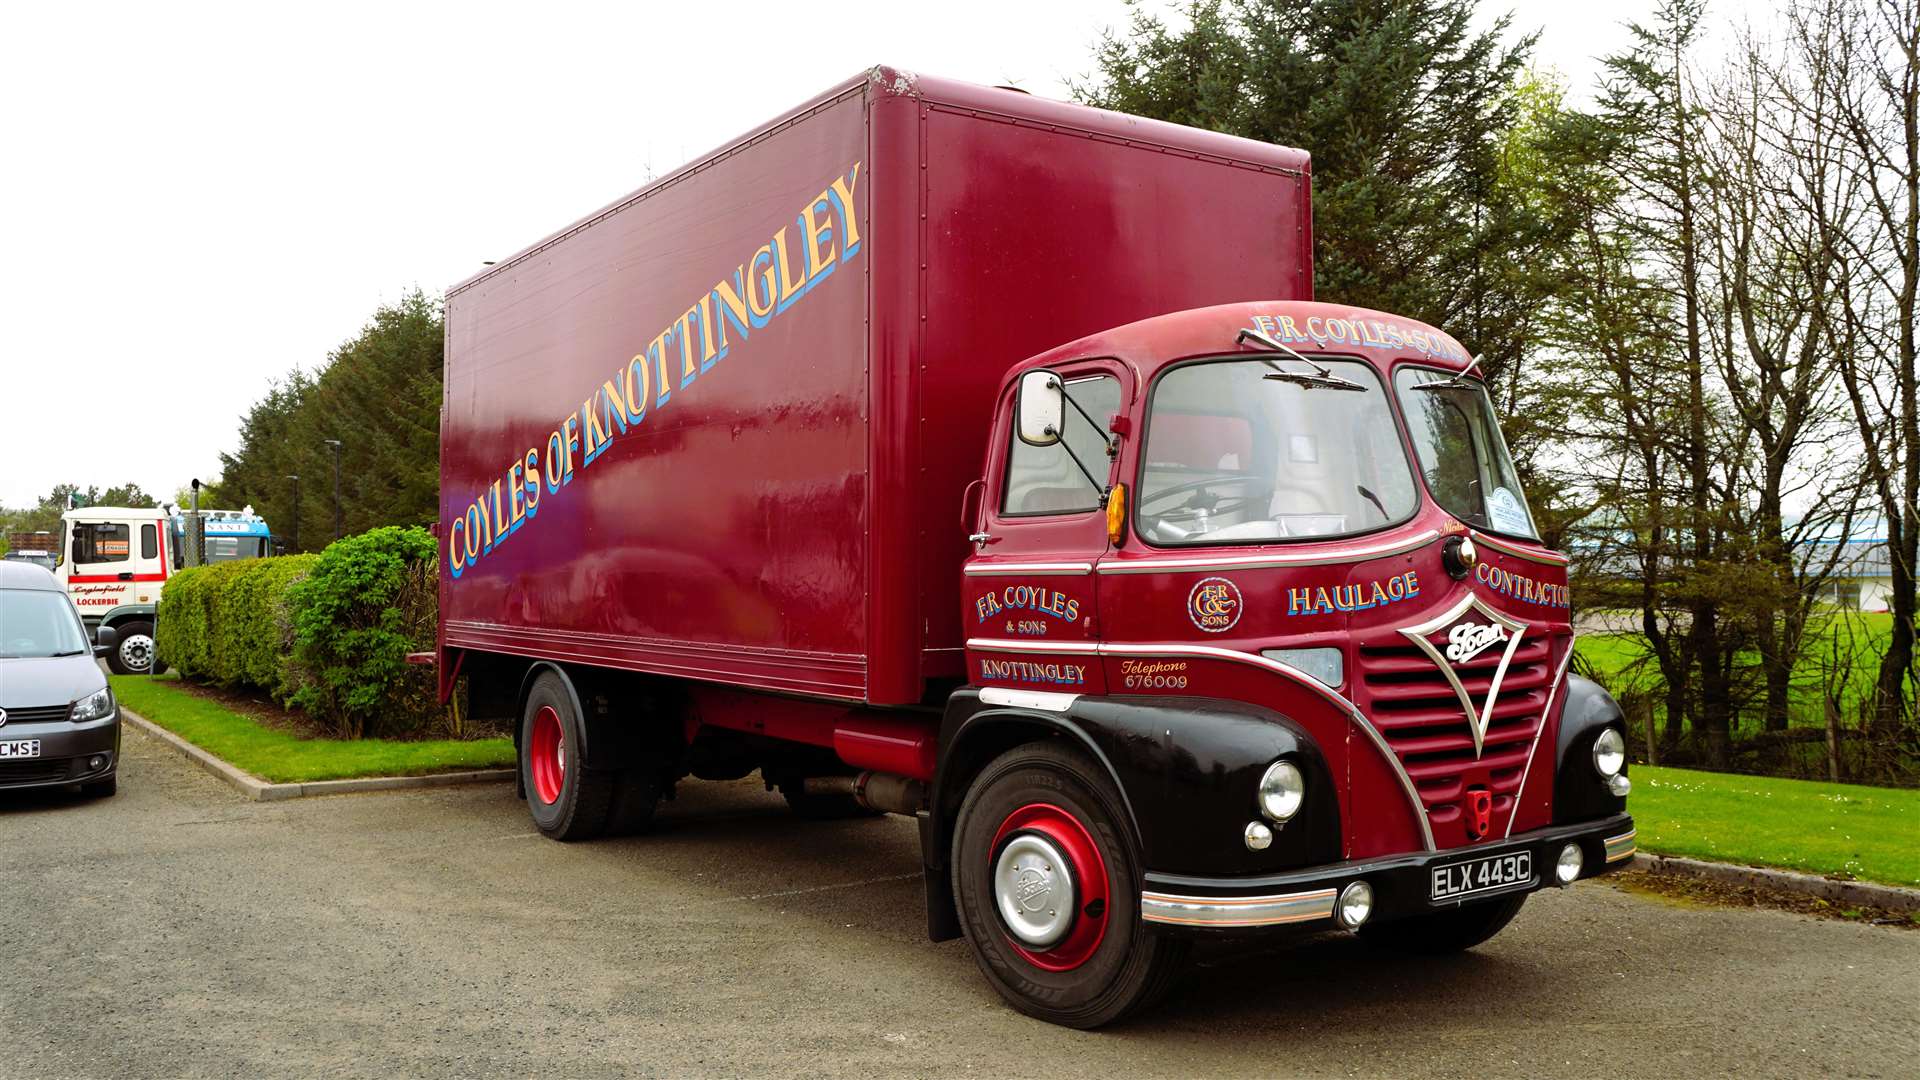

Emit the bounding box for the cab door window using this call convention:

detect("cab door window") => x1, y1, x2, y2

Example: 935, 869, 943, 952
1002, 375, 1121, 516
73, 522, 130, 564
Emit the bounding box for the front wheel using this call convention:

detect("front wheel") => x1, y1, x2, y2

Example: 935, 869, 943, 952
952, 741, 1187, 1028
1361, 892, 1526, 954
107, 621, 159, 676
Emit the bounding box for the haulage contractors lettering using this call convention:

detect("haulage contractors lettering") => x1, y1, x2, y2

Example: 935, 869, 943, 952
979, 659, 1088, 686
1473, 563, 1570, 608
1288, 570, 1420, 616
447, 161, 864, 580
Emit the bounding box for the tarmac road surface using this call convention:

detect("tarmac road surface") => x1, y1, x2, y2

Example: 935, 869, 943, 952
2, 724, 1915, 1079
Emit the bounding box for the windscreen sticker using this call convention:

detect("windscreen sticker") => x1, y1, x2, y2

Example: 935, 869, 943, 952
1485, 487, 1531, 535
1287, 570, 1420, 616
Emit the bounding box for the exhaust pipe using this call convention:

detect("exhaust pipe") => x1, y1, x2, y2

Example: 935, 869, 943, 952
803, 772, 927, 816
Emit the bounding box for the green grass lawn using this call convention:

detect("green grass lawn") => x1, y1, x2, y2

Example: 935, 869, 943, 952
1576, 612, 1893, 721
111, 675, 514, 784
1630, 765, 1920, 887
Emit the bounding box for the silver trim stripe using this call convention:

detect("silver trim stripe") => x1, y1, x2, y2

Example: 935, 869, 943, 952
1603, 828, 1637, 863
1471, 531, 1570, 567
966, 637, 1436, 851
1141, 887, 1337, 928
1505, 641, 1577, 838
963, 561, 1094, 577
1096, 530, 1441, 574
978, 687, 1080, 713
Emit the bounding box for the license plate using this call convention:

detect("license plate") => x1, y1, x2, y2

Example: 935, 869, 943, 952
0, 740, 43, 760
1431, 850, 1533, 901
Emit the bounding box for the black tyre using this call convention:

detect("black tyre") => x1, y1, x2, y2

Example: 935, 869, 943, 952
107, 621, 158, 676
80, 776, 117, 798
952, 741, 1188, 1028
520, 673, 617, 841
1361, 893, 1527, 954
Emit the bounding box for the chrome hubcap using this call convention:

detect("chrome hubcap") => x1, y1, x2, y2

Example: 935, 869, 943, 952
121, 635, 153, 671
994, 832, 1075, 947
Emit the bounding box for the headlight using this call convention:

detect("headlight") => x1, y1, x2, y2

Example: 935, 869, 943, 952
1592, 728, 1625, 779
1258, 760, 1305, 822
71, 686, 114, 722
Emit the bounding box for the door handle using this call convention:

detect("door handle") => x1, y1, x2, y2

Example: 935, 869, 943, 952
117, 572, 133, 581
968, 532, 999, 546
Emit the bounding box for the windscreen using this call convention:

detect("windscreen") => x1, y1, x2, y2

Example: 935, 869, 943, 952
1138, 358, 1417, 545
0, 589, 89, 659
1393, 367, 1537, 538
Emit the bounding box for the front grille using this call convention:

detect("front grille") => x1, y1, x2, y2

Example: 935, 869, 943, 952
0, 758, 71, 784
1, 704, 72, 726
1357, 630, 1564, 841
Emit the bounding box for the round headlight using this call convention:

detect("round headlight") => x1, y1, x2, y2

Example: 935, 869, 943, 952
1258, 760, 1305, 822
1592, 728, 1625, 779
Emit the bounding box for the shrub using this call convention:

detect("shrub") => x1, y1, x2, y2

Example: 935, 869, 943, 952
155, 555, 319, 694
287, 525, 439, 738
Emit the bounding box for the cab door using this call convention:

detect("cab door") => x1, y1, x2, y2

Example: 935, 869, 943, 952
962, 362, 1127, 695
63, 516, 166, 620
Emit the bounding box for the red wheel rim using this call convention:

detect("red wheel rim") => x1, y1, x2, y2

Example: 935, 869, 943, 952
990, 803, 1112, 972
530, 705, 565, 805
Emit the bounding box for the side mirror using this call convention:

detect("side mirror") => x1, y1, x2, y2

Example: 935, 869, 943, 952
93, 624, 118, 658
1016, 370, 1065, 447
71, 539, 85, 566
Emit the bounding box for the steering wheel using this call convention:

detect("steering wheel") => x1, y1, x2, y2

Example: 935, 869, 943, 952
1139, 474, 1273, 523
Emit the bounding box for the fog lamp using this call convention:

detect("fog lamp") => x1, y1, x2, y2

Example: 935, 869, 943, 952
1244, 821, 1273, 851
88, 755, 106, 771
1608, 773, 1631, 797
1257, 760, 1305, 822
1337, 881, 1373, 928
1555, 842, 1584, 886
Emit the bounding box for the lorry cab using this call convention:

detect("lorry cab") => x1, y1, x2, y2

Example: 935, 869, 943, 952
939, 300, 1632, 1020
54, 506, 172, 675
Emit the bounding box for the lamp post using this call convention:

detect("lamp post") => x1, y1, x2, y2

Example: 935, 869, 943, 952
285, 475, 300, 552
323, 439, 343, 541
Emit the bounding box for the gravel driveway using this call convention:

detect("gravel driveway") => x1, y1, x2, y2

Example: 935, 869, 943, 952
2, 723, 1914, 1078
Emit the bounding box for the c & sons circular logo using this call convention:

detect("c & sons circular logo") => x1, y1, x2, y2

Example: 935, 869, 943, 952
1187, 576, 1244, 633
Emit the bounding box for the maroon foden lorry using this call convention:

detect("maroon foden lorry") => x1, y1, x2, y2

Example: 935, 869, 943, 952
437, 67, 1635, 1027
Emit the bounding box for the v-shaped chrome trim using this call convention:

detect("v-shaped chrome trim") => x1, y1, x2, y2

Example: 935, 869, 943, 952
1396, 593, 1528, 759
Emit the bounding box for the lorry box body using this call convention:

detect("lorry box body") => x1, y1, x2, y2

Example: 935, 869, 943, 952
439, 68, 1312, 707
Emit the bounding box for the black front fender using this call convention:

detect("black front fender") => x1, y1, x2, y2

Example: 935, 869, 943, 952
921, 688, 1343, 940
1554, 674, 1630, 824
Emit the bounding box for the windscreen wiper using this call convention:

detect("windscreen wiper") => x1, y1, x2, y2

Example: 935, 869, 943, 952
1236, 328, 1366, 392
1411, 354, 1487, 392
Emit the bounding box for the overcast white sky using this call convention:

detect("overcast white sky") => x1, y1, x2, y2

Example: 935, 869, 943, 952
0, 0, 1761, 509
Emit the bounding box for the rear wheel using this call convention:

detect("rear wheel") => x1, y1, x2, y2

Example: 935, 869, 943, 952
1361, 893, 1527, 954
952, 742, 1187, 1028
107, 621, 157, 676
522, 674, 612, 840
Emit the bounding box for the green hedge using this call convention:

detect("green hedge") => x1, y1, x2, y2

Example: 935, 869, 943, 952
154, 525, 441, 738
156, 555, 318, 693
286, 526, 439, 738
